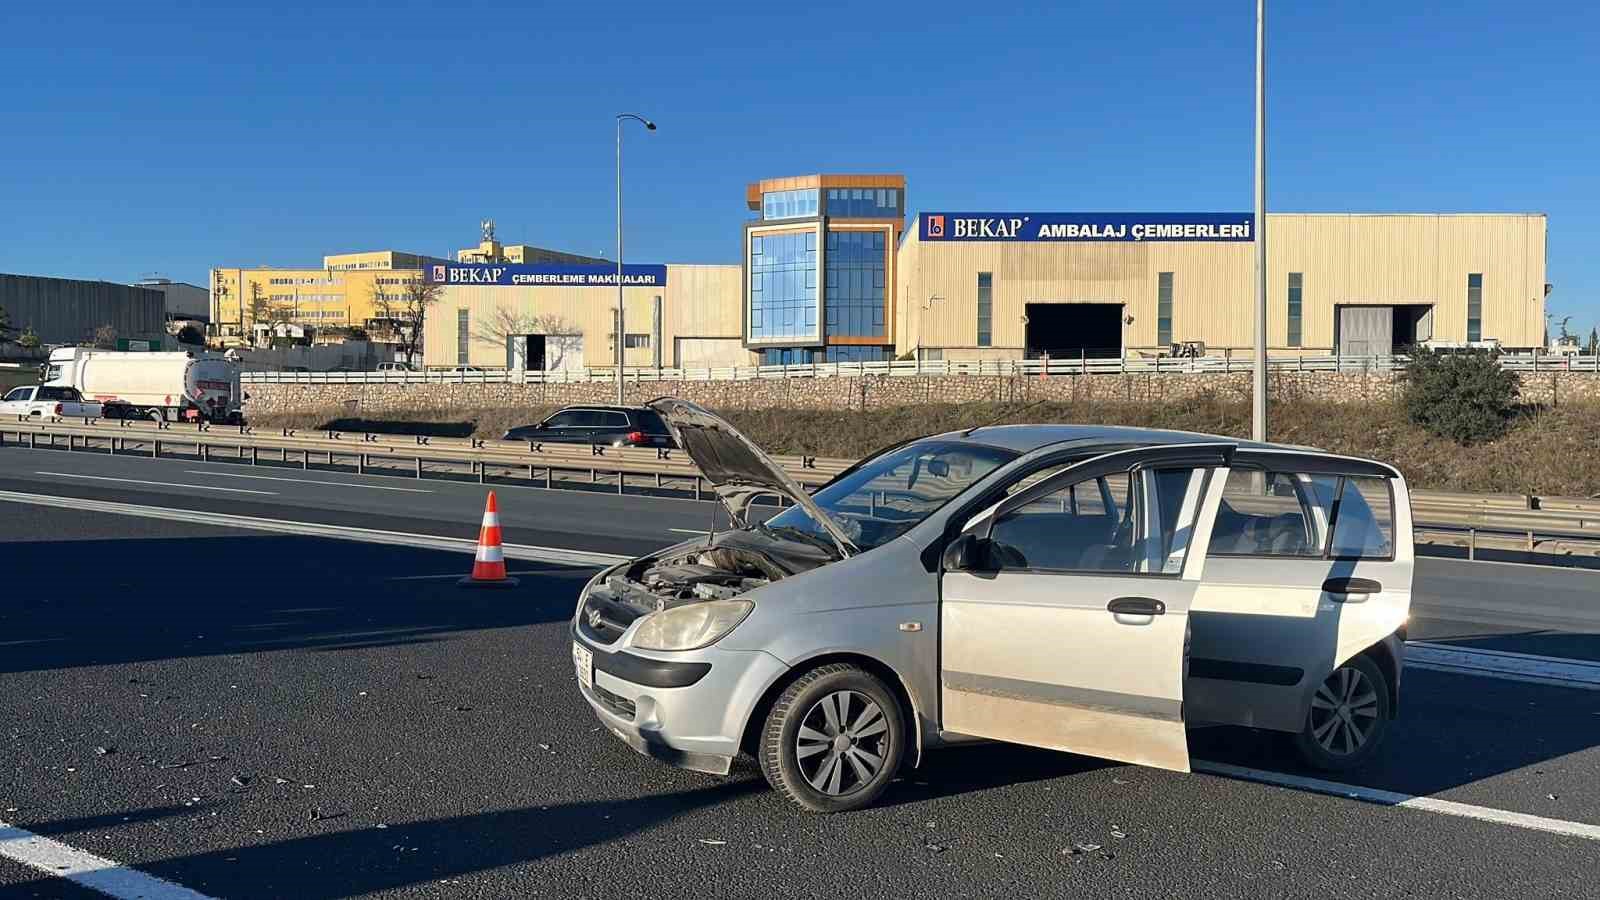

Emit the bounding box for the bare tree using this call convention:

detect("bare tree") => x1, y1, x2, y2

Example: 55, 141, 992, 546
472, 308, 581, 370
373, 275, 441, 366
246, 283, 274, 334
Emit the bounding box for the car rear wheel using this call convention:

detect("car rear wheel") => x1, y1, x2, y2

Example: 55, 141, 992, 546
1292, 654, 1390, 771
759, 664, 904, 813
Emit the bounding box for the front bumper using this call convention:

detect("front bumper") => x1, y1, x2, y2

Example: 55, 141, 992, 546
572, 626, 789, 776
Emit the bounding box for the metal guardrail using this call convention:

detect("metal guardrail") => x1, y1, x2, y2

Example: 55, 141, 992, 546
4, 418, 1598, 558
237, 354, 1600, 385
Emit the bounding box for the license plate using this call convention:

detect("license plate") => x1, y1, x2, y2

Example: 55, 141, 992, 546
572, 642, 594, 690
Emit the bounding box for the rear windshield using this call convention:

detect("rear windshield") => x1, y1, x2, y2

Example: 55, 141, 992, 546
36, 386, 80, 401
635, 410, 671, 434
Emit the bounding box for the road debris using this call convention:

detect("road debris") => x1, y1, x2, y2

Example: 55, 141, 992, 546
697, 839, 727, 846
94, 746, 115, 756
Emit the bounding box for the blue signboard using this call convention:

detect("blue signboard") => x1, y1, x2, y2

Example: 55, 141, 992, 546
426, 263, 668, 287
919, 213, 1254, 242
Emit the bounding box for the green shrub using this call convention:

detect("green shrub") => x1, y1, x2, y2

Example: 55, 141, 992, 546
1401, 347, 1520, 444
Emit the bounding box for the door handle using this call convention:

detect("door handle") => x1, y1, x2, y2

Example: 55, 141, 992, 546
1107, 596, 1166, 616
1322, 577, 1382, 597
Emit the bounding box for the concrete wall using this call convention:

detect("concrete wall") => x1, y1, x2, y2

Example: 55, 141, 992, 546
243, 370, 1600, 417
0, 273, 167, 345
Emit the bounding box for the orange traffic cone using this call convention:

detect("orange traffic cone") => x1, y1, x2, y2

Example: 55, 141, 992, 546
459, 491, 519, 588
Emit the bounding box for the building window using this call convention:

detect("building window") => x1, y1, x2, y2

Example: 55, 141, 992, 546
762, 189, 819, 221
456, 309, 469, 364
1287, 272, 1303, 348
624, 333, 650, 349
824, 229, 887, 339
976, 272, 993, 347
1157, 272, 1174, 347
749, 230, 818, 341
825, 188, 900, 218
1467, 273, 1483, 342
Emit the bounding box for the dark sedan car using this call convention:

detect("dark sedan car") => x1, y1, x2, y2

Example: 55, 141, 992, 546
502, 405, 677, 448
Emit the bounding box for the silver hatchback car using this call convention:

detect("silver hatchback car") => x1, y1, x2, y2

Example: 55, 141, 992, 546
572, 399, 1413, 812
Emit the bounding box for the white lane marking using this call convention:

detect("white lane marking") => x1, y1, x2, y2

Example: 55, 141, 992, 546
388, 570, 551, 581
669, 528, 709, 535
34, 471, 276, 496
183, 470, 432, 493
1406, 642, 1600, 691
0, 489, 629, 568
0, 821, 218, 899
1194, 761, 1600, 842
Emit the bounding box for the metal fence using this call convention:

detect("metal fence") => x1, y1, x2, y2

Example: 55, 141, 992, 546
239, 353, 1600, 385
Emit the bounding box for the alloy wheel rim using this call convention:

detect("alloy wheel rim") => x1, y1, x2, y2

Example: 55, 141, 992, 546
1309, 666, 1380, 756
795, 690, 890, 796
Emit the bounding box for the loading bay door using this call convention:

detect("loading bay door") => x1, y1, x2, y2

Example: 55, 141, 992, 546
1025, 302, 1124, 359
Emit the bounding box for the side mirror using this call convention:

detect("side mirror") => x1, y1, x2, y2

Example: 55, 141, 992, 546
942, 533, 993, 572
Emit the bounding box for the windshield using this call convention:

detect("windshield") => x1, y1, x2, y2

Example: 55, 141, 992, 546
762, 439, 1018, 552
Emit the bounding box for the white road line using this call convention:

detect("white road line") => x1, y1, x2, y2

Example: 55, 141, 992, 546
388, 570, 552, 581
0, 821, 217, 900
183, 470, 432, 493
1193, 761, 1600, 842
669, 528, 710, 535
35, 471, 276, 496
0, 489, 629, 568
1406, 642, 1600, 691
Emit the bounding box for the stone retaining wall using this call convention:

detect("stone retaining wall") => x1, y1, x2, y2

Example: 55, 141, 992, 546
241, 370, 1600, 416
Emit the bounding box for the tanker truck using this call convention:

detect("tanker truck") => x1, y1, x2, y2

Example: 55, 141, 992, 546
44, 347, 244, 424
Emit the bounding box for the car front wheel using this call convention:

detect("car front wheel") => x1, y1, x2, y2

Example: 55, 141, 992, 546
759, 663, 904, 813
1293, 654, 1390, 771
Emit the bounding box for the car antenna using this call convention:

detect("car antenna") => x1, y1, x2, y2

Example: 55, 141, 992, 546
961, 398, 1048, 437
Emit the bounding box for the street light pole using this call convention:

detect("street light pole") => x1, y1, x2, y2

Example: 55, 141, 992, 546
616, 113, 657, 405
1251, 0, 1269, 443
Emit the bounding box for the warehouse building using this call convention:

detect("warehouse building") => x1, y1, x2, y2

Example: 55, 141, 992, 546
897, 211, 1548, 360
0, 273, 168, 347
329, 176, 1550, 370
423, 262, 750, 370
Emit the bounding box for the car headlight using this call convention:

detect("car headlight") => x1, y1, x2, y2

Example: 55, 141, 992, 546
631, 600, 754, 651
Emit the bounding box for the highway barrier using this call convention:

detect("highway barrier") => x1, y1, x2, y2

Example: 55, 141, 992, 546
4, 416, 1597, 559
236, 353, 1600, 385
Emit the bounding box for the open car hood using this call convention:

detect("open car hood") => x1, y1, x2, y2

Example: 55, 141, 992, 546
646, 398, 857, 559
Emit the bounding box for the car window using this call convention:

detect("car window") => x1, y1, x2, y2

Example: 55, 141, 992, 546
3, 388, 29, 402
596, 411, 630, 428
1329, 476, 1395, 558
762, 439, 1018, 552
543, 411, 582, 428
635, 410, 671, 434
988, 467, 1205, 575
36, 386, 77, 401
1208, 470, 1337, 557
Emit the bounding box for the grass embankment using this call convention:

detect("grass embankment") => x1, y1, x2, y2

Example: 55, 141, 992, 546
250, 398, 1600, 498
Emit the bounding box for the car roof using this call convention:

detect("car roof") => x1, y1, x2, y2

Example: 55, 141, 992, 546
552, 405, 654, 413
930, 423, 1292, 453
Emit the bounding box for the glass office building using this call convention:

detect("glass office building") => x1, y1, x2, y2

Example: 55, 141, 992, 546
744, 174, 904, 364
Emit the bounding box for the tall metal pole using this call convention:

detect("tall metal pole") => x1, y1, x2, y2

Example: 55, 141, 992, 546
616, 117, 625, 404
615, 113, 657, 405
1251, 0, 1269, 443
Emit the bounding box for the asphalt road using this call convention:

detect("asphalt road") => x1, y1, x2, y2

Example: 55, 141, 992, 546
1, 443, 1597, 653
3, 444, 1600, 898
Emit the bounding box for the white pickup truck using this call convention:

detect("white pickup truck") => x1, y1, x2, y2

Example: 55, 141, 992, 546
0, 384, 104, 419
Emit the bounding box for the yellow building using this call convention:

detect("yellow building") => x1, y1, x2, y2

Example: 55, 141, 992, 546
323, 250, 439, 271
208, 263, 424, 344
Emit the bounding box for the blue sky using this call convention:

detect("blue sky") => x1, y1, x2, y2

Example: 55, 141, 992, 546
2, 1, 1596, 329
